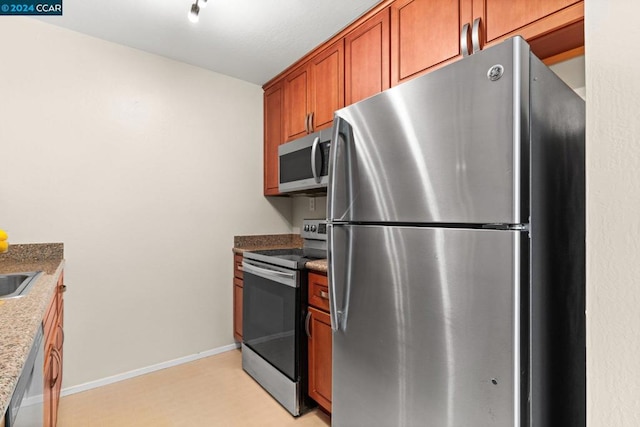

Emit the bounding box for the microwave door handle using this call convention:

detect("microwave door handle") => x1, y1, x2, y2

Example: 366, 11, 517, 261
311, 136, 321, 183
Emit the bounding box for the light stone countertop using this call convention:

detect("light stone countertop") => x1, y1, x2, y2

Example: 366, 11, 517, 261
0, 244, 64, 418
304, 259, 327, 273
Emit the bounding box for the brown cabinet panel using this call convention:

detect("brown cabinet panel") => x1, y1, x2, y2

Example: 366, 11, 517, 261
44, 271, 64, 427
233, 254, 244, 280
345, 7, 390, 105
479, 0, 580, 42
284, 41, 343, 142
391, 0, 470, 85
472, 0, 584, 60
310, 41, 344, 132
284, 66, 311, 142
233, 278, 243, 342
264, 82, 284, 196
233, 254, 244, 342
307, 306, 332, 413
308, 271, 330, 312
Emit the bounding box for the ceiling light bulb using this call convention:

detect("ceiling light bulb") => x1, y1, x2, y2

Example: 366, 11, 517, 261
188, 2, 200, 23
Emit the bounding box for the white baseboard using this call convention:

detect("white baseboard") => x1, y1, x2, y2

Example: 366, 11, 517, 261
59, 342, 240, 398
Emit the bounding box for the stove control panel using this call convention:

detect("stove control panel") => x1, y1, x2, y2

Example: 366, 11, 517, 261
301, 219, 327, 241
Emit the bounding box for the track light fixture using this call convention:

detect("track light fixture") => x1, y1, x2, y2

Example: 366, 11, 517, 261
188, 0, 207, 23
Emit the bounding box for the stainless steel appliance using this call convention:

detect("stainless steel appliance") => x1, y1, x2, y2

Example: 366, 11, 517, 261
5, 325, 44, 427
327, 37, 585, 427
278, 131, 331, 193
242, 219, 327, 416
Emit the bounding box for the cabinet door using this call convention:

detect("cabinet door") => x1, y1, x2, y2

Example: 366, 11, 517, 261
391, 0, 472, 85
308, 306, 332, 413
476, 0, 580, 43
44, 347, 53, 427
233, 279, 243, 342
345, 7, 390, 105
264, 82, 284, 195
284, 65, 311, 141
309, 41, 344, 132
472, 0, 584, 61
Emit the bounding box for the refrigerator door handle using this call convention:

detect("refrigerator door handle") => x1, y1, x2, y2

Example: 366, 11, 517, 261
328, 223, 350, 331
328, 224, 339, 331
327, 116, 340, 220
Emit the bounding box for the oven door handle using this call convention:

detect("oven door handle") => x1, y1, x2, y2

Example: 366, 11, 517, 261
242, 260, 297, 284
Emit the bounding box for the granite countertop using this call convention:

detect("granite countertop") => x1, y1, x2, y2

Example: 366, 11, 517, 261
305, 259, 327, 273
232, 233, 303, 254
0, 243, 65, 418
233, 233, 327, 273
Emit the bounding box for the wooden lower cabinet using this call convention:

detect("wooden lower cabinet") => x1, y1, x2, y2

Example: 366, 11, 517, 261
44, 271, 65, 427
233, 278, 243, 342
306, 271, 332, 413
233, 254, 244, 342
307, 306, 332, 413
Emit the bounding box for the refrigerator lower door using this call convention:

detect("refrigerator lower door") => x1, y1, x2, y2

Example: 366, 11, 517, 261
330, 224, 527, 427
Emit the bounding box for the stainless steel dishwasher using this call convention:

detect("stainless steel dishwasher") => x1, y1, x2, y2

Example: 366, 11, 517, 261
5, 325, 44, 427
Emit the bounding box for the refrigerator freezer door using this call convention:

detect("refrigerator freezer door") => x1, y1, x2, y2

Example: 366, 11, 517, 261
328, 37, 530, 225
330, 224, 526, 427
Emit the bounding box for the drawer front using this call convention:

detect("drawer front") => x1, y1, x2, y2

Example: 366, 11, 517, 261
234, 254, 244, 279
308, 272, 329, 311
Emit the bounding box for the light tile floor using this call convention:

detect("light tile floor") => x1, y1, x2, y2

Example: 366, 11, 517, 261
58, 349, 331, 426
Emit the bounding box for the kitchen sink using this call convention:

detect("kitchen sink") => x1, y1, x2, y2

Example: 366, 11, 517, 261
0, 271, 43, 299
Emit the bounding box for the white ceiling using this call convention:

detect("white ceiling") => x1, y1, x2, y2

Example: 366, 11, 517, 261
35, 0, 381, 86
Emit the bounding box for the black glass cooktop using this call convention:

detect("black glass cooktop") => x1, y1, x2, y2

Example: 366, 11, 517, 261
243, 248, 319, 270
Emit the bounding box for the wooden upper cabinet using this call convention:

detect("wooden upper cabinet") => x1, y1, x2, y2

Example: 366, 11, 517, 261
345, 7, 390, 105
264, 81, 284, 195
476, 0, 581, 43
284, 41, 344, 141
391, 0, 472, 85
472, 0, 584, 61
310, 40, 344, 132
284, 66, 310, 141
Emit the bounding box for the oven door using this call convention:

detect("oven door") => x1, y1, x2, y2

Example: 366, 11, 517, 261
242, 258, 300, 381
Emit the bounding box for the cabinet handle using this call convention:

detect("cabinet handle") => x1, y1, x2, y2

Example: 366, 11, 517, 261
319, 290, 329, 300
460, 23, 470, 57
304, 113, 310, 133
309, 112, 314, 133
305, 311, 312, 338
472, 18, 482, 54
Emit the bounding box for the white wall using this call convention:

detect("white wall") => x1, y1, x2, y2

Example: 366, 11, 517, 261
585, 1, 640, 425
291, 196, 327, 234
0, 18, 293, 388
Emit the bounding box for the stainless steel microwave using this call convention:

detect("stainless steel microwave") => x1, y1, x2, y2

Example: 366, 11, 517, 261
278, 130, 331, 194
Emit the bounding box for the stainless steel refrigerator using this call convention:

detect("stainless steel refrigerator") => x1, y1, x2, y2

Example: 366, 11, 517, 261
327, 37, 585, 427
